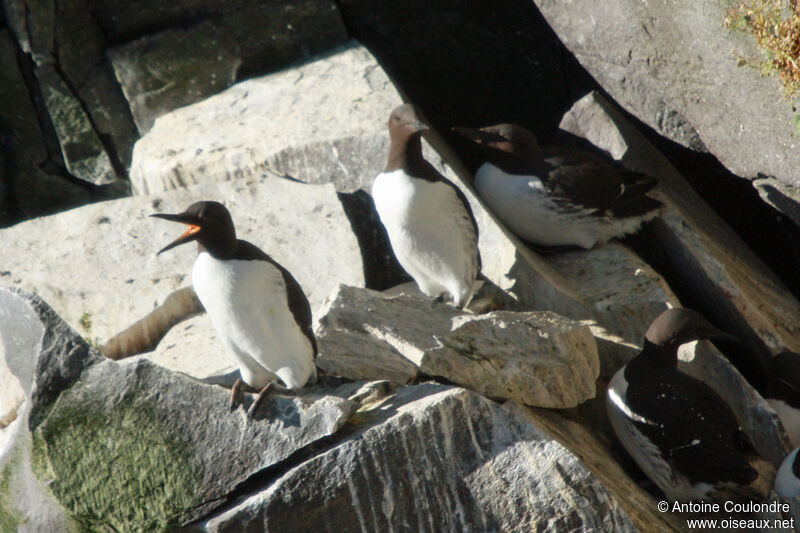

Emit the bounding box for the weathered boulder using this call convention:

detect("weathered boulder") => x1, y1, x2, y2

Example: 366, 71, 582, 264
0, 29, 91, 223
517, 405, 684, 532
0, 286, 377, 531
0, 172, 364, 351
315, 285, 599, 408
0, 287, 97, 532
547, 242, 678, 379
86, 0, 347, 77
108, 21, 242, 134
199, 384, 639, 533
559, 91, 800, 385
129, 41, 398, 195
127, 314, 239, 380
35, 65, 117, 185
533, 0, 800, 223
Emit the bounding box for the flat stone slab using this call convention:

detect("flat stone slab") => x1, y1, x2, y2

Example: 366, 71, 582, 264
130, 41, 399, 195
315, 285, 599, 408
0, 172, 364, 350
201, 384, 638, 532
108, 20, 241, 134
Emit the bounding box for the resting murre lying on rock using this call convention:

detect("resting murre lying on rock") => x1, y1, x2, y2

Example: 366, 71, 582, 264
453, 123, 662, 250
152, 201, 317, 416
607, 308, 770, 502
372, 104, 481, 308
765, 351, 800, 448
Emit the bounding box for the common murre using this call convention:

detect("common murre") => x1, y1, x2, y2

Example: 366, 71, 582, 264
152, 201, 317, 416
372, 104, 480, 308
606, 308, 769, 502
453, 123, 662, 249
765, 351, 800, 447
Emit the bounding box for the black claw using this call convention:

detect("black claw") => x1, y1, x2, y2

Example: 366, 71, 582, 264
230, 379, 244, 411
247, 382, 274, 417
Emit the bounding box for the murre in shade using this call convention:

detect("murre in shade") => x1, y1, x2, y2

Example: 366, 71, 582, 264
152, 201, 317, 416
453, 123, 662, 250
606, 308, 769, 502
372, 104, 480, 308
765, 351, 800, 447
775, 447, 800, 498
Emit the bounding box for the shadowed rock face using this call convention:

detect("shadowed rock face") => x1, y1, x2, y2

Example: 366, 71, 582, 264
531, 0, 800, 227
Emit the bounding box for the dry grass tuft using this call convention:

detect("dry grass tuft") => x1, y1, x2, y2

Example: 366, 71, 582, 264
725, 0, 800, 98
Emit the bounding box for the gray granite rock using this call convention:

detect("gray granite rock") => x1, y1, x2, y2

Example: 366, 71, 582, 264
35, 65, 117, 185
200, 384, 639, 533
315, 285, 599, 408
0, 285, 370, 531
0, 29, 92, 222
534, 0, 800, 222
129, 42, 398, 195
86, 0, 347, 76
108, 21, 241, 134
0, 287, 96, 532
34, 358, 360, 527
0, 173, 364, 351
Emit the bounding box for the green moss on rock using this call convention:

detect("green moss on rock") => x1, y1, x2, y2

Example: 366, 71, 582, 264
33, 397, 201, 533
0, 450, 25, 533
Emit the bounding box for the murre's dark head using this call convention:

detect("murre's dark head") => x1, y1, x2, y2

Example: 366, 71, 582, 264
388, 103, 429, 143
453, 123, 541, 157
151, 201, 236, 257
645, 308, 739, 350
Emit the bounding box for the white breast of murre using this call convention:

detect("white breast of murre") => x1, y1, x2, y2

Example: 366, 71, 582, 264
606, 367, 714, 501
192, 252, 315, 390
372, 169, 478, 306
475, 163, 655, 249
775, 448, 800, 497
768, 399, 800, 448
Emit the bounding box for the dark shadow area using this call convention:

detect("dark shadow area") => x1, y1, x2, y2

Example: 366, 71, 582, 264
338, 0, 597, 154
337, 190, 411, 291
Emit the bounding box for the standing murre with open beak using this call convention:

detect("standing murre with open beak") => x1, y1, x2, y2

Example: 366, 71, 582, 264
606, 308, 770, 502
372, 104, 480, 308
152, 200, 317, 416
453, 124, 662, 250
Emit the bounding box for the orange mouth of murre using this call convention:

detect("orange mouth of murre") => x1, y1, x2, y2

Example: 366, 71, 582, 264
179, 224, 201, 238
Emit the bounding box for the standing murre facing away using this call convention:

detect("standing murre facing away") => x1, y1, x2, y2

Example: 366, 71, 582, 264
606, 308, 771, 502
765, 351, 800, 447
152, 201, 317, 416
372, 104, 480, 308
453, 124, 662, 249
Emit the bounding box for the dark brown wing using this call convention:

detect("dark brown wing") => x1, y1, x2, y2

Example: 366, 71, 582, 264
541, 147, 661, 217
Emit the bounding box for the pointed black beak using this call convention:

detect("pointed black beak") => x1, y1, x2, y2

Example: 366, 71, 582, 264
150, 212, 202, 255
707, 330, 741, 345
451, 126, 507, 144
411, 120, 429, 132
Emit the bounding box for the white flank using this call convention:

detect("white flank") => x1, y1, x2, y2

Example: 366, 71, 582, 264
372, 169, 479, 307
475, 163, 658, 249
775, 448, 800, 498
192, 252, 315, 389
